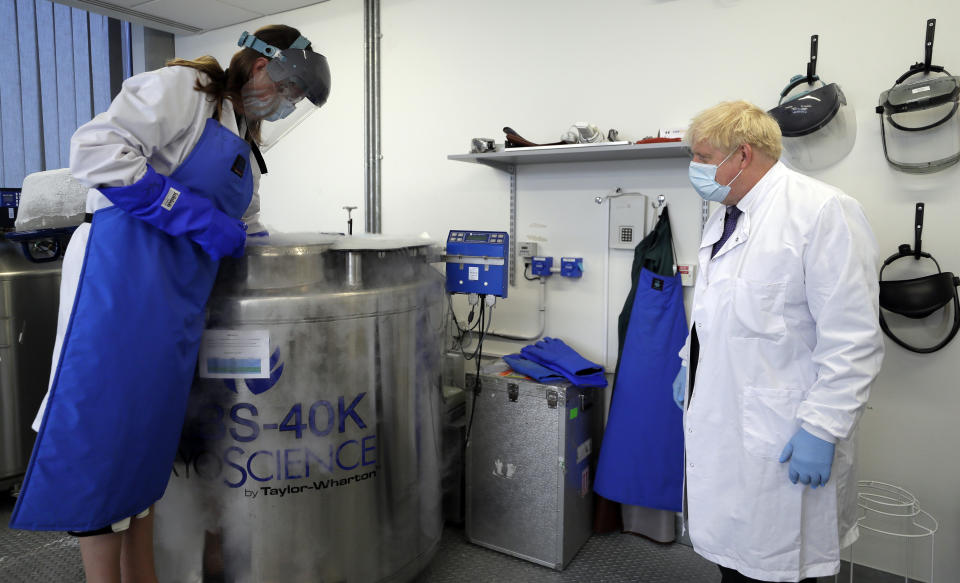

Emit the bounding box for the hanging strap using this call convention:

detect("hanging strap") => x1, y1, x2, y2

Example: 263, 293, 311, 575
250, 140, 267, 175
235, 111, 268, 175
913, 202, 924, 258
806, 34, 818, 81
779, 35, 821, 99
923, 18, 935, 72
895, 19, 945, 84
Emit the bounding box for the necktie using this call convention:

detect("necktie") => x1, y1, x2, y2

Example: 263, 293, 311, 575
711, 205, 742, 258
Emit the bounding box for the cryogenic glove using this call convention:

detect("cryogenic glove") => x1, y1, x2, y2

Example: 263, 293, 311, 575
672, 364, 687, 410
520, 337, 607, 388
778, 428, 836, 488
502, 354, 566, 384
522, 337, 603, 375
99, 164, 247, 261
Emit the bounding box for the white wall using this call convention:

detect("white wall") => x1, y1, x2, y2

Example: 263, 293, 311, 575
178, 1, 960, 579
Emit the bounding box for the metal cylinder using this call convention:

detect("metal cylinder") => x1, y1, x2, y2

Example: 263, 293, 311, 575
155, 234, 445, 583
346, 250, 362, 288
0, 242, 60, 487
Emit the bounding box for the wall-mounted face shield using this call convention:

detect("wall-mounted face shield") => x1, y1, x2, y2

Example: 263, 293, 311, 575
877, 74, 960, 172
238, 30, 331, 150
875, 18, 960, 173
879, 203, 960, 354
767, 35, 856, 171
770, 81, 856, 171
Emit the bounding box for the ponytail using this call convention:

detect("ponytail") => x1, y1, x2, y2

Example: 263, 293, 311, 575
165, 55, 233, 120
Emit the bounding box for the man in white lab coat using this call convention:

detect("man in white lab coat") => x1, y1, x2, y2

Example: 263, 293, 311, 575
674, 101, 884, 583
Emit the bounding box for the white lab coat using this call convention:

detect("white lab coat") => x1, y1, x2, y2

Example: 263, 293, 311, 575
680, 162, 884, 582
32, 65, 263, 430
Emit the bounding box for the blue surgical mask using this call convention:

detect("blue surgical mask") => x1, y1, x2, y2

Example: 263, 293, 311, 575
688, 147, 743, 202
264, 97, 297, 122
241, 70, 299, 122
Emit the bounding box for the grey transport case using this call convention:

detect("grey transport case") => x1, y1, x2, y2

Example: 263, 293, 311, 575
465, 362, 601, 570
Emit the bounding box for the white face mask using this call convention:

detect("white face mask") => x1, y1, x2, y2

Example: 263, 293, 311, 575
688, 147, 743, 202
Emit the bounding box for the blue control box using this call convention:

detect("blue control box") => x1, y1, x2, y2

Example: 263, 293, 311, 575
531, 256, 553, 277
0, 188, 20, 230
446, 230, 509, 298
560, 257, 583, 278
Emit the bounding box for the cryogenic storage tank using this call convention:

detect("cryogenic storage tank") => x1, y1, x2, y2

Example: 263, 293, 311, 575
155, 233, 445, 583
0, 241, 61, 486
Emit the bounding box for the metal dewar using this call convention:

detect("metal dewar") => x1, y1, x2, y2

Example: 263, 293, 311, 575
155, 233, 445, 583
0, 242, 60, 489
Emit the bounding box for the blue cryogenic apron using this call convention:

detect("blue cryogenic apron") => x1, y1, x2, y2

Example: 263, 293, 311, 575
11, 116, 252, 531
594, 211, 687, 512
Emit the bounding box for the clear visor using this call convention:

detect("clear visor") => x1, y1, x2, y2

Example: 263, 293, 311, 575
780, 105, 856, 172
769, 82, 856, 171
878, 74, 960, 172
258, 98, 319, 153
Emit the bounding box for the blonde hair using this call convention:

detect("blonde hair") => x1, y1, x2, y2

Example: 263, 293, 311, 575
686, 100, 782, 161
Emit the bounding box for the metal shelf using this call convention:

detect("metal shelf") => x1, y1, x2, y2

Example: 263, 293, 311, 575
447, 140, 692, 287
447, 141, 688, 171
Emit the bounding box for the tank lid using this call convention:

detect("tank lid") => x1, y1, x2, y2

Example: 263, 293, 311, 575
244, 232, 341, 257
330, 233, 437, 252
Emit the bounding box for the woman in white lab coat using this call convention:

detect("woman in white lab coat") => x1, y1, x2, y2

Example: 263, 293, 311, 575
10, 25, 329, 583
677, 101, 884, 582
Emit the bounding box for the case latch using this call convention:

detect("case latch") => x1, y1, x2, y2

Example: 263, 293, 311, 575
507, 383, 519, 402
546, 389, 558, 409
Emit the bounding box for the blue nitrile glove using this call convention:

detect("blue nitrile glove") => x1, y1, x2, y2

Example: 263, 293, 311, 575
672, 365, 687, 410
99, 165, 247, 261
778, 428, 836, 488
502, 354, 566, 383
520, 337, 607, 388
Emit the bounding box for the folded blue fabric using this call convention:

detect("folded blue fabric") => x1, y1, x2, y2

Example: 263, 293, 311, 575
502, 354, 567, 383
520, 337, 608, 388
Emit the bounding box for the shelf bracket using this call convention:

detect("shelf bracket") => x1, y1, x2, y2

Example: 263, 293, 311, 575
508, 164, 517, 287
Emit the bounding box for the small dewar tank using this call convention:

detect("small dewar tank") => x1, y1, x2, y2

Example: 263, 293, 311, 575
0, 185, 68, 490
155, 233, 445, 583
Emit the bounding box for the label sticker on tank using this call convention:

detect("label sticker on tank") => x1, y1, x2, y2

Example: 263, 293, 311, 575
468, 266, 479, 280
199, 329, 270, 378
576, 438, 592, 464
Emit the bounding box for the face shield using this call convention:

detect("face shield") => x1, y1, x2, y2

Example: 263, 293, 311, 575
877, 74, 960, 173
769, 81, 856, 171
238, 31, 331, 151
878, 202, 960, 354
766, 35, 856, 171
875, 18, 960, 173
880, 249, 960, 354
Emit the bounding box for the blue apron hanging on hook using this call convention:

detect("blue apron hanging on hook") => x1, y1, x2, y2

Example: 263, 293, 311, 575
11, 117, 253, 531
594, 206, 687, 512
